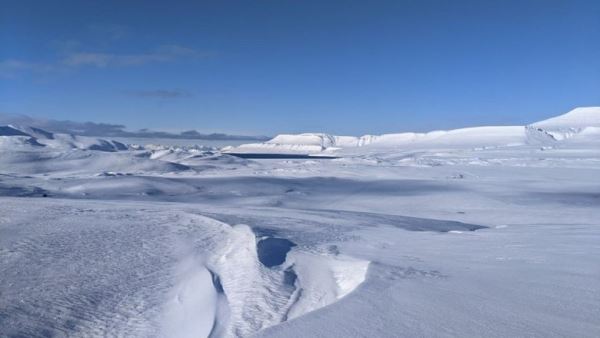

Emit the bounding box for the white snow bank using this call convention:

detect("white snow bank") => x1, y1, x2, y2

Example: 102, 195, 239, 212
284, 251, 369, 320
171, 218, 371, 337
161, 257, 218, 338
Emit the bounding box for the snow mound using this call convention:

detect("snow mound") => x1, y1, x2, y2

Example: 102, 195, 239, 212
173, 218, 371, 337
161, 257, 218, 338
283, 251, 369, 320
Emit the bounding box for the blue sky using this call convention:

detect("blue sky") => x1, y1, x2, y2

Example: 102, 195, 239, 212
1, 0, 599, 135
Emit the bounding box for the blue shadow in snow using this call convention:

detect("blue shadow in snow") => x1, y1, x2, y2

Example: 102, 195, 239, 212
257, 237, 297, 267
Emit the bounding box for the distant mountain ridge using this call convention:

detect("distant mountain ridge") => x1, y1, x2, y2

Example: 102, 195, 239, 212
0, 113, 270, 141
224, 107, 600, 154
3, 107, 599, 154
0, 124, 128, 152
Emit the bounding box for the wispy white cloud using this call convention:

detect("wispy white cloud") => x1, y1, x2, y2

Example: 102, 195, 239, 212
61, 44, 209, 67
1, 44, 213, 77
1, 22, 212, 78
62, 52, 168, 67
62, 45, 210, 67
62, 44, 208, 67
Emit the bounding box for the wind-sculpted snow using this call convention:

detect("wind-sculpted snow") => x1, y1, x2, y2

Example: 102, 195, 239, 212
175, 219, 370, 337
0, 200, 373, 338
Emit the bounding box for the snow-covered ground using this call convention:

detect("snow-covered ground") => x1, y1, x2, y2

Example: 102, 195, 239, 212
1, 107, 600, 337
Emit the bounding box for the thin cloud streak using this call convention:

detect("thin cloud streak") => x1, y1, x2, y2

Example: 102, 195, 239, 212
62, 45, 211, 68
1, 44, 213, 76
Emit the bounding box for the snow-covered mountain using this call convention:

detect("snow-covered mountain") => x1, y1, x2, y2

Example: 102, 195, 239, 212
530, 107, 600, 141
0, 125, 127, 152
225, 107, 600, 155
226, 126, 535, 154
532, 107, 600, 130
0, 125, 201, 176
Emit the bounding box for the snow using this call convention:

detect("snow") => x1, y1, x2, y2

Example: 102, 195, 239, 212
1, 106, 600, 337
161, 257, 218, 338
0, 124, 127, 152
532, 107, 600, 130
225, 126, 555, 155
283, 252, 369, 320
530, 107, 600, 140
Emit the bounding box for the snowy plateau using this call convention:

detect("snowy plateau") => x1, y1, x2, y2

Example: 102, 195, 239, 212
1, 107, 600, 337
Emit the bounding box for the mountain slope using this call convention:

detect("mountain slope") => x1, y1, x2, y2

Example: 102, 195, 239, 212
0, 125, 127, 152
529, 107, 600, 141
532, 107, 600, 130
